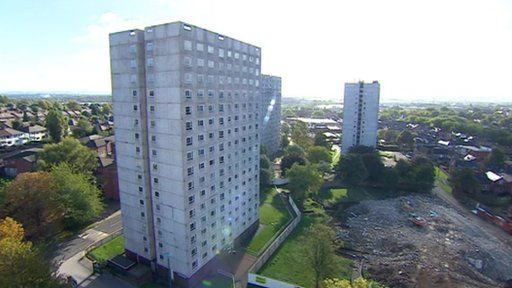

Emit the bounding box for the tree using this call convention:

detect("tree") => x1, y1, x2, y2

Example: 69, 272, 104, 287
323, 278, 372, 288
308, 146, 331, 164
404, 157, 435, 192
286, 163, 322, 207
336, 154, 368, 186
11, 120, 22, 130
396, 130, 415, 147
0, 217, 67, 288
36, 99, 50, 110
360, 152, 384, 183
260, 153, 274, 187
285, 144, 306, 158
101, 103, 112, 115
280, 154, 307, 176
66, 100, 80, 111
72, 118, 93, 138
317, 161, 333, 176
380, 167, 399, 189
486, 148, 506, 168
291, 122, 313, 149
260, 168, 274, 187
451, 168, 481, 195
302, 224, 337, 288
51, 163, 104, 229
45, 109, 67, 143
38, 137, 98, 174
281, 134, 290, 149
1, 172, 63, 239
314, 132, 330, 149
324, 278, 352, 288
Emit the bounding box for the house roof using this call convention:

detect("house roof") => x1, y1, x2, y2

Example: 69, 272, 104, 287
486, 171, 503, 182
98, 156, 115, 168
20, 125, 46, 133
0, 127, 24, 137
80, 134, 107, 148
4, 148, 43, 162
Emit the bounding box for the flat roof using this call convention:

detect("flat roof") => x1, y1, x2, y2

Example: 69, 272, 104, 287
288, 117, 337, 124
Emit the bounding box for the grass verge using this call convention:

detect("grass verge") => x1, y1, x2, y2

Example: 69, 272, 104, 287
87, 235, 124, 264
247, 188, 292, 255
435, 166, 452, 194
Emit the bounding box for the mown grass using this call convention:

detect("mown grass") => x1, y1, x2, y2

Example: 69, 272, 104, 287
435, 166, 453, 194
247, 188, 292, 255
258, 213, 352, 288
88, 235, 124, 264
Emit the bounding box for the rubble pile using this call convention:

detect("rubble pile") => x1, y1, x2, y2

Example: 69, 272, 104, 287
342, 196, 512, 288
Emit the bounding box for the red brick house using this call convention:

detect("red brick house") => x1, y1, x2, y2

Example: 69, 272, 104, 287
2, 148, 42, 177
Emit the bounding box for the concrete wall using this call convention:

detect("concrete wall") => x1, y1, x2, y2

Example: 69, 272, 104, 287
342, 81, 380, 153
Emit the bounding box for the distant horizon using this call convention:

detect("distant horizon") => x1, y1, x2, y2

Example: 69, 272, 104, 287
1, 90, 511, 104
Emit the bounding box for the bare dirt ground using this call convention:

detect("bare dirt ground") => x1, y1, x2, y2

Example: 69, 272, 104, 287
340, 195, 512, 288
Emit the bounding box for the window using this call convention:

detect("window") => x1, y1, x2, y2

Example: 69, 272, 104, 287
207, 45, 214, 53
135, 133, 139, 139
184, 73, 192, 83
150, 105, 155, 112
185, 106, 191, 115
208, 60, 214, 68
135, 147, 140, 153
197, 58, 204, 67
186, 121, 192, 131
187, 167, 194, 176
154, 178, 159, 184
234, 52, 239, 59
187, 151, 193, 161
190, 222, 196, 231
150, 120, 155, 127
186, 137, 193, 146
197, 90, 204, 97
227, 50, 232, 57
133, 105, 138, 111
218, 48, 224, 58
197, 43, 204, 52
208, 90, 214, 97
184, 40, 192, 51
147, 58, 154, 67
192, 260, 198, 269
188, 195, 195, 204
198, 120, 204, 126
184, 57, 192, 67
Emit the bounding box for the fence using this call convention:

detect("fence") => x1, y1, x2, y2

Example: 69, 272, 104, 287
84, 228, 124, 256
249, 194, 301, 273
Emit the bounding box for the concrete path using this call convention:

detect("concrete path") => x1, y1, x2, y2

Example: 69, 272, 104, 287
53, 211, 123, 284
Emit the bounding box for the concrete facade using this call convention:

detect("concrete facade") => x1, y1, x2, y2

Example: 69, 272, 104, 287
260, 75, 282, 157
341, 81, 380, 153
110, 22, 261, 282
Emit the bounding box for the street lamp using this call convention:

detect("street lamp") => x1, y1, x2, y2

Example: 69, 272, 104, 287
163, 252, 174, 288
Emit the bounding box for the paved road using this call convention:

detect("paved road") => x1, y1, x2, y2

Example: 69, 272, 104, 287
53, 210, 122, 285
52, 211, 122, 265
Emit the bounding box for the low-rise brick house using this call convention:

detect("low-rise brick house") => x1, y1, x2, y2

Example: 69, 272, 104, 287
97, 156, 119, 200
2, 148, 42, 177
80, 135, 115, 158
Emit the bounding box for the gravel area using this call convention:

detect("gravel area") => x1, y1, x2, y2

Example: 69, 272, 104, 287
342, 195, 512, 288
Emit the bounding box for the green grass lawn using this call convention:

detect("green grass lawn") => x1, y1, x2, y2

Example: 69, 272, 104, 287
247, 188, 292, 255
331, 149, 341, 167
258, 213, 352, 288
258, 185, 398, 287
435, 166, 452, 194
88, 235, 124, 263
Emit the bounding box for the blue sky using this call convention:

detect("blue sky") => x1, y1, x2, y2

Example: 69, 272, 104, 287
1, 0, 511, 102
